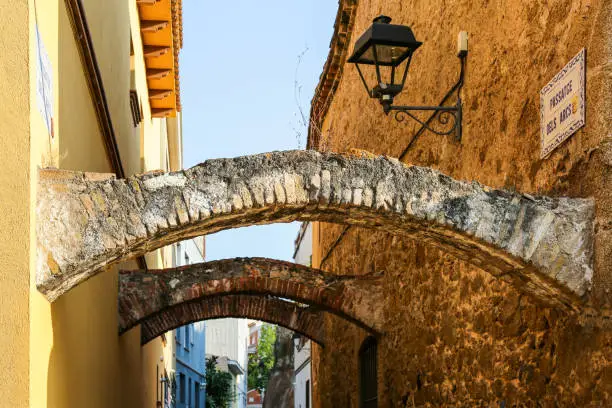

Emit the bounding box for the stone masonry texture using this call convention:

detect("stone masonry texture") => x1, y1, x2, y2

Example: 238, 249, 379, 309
309, 0, 611, 406
118, 257, 382, 343
38, 150, 594, 309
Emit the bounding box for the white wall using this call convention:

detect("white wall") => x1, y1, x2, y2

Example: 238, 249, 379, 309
294, 339, 311, 369
205, 319, 248, 367
294, 352, 312, 408
294, 223, 312, 267
206, 318, 249, 408
293, 222, 312, 408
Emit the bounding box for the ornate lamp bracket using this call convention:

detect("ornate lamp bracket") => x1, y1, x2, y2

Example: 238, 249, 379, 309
348, 15, 468, 144
383, 96, 462, 141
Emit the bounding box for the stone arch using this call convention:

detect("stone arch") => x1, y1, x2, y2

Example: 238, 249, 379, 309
37, 150, 594, 309
118, 257, 384, 344
126, 294, 328, 346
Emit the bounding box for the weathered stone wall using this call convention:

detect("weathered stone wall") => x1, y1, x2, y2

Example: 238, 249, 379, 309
38, 151, 594, 309
312, 0, 611, 406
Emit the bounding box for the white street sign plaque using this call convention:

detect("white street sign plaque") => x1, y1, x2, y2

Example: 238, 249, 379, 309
540, 48, 586, 158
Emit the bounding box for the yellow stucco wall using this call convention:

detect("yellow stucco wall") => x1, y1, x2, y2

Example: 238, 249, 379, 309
29, 0, 58, 404
28, 0, 177, 406
56, 1, 109, 173
0, 1, 30, 406
81, 0, 138, 173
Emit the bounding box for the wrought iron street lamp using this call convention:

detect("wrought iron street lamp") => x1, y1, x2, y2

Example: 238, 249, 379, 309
348, 15, 464, 141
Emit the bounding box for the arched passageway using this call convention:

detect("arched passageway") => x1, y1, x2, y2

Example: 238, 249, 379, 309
37, 150, 594, 309
118, 257, 383, 343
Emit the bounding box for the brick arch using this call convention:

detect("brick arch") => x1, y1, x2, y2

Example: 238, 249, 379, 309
118, 257, 384, 343
37, 150, 594, 308
126, 294, 329, 346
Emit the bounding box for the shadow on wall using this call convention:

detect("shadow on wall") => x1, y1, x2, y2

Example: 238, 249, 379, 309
46, 267, 144, 408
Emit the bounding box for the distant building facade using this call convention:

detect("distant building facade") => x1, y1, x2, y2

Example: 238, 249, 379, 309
164, 237, 207, 408
293, 222, 313, 268
293, 337, 312, 408
248, 321, 261, 355
206, 318, 250, 408
246, 388, 263, 408
293, 222, 312, 408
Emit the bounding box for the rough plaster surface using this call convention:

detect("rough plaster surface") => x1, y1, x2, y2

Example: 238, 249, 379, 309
310, 0, 611, 405
38, 150, 594, 308
0, 1, 30, 405
317, 231, 612, 407
125, 293, 328, 346
118, 257, 383, 337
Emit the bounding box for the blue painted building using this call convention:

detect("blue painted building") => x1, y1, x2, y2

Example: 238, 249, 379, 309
164, 237, 207, 408
175, 321, 206, 408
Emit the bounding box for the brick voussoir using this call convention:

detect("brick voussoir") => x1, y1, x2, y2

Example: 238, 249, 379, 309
133, 294, 329, 346
118, 258, 384, 336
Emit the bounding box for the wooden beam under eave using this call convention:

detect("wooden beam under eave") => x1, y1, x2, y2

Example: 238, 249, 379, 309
143, 45, 170, 58
147, 68, 172, 80
140, 20, 169, 33
149, 89, 173, 100
151, 108, 173, 118
136, 0, 159, 4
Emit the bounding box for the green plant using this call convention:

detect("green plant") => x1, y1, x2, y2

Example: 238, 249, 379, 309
248, 324, 276, 392
205, 356, 235, 408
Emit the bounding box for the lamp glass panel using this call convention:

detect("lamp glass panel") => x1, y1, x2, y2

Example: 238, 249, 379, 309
356, 61, 394, 89
355, 44, 376, 64
375, 44, 410, 65
355, 44, 411, 66
380, 65, 394, 85
356, 60, 379, 87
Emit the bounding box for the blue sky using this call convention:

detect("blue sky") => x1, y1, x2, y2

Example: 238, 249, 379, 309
181, 1, 337, 261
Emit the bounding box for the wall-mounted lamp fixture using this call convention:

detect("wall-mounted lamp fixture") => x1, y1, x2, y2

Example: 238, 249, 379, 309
348, 16, 467, 141
292, 333, 301, 349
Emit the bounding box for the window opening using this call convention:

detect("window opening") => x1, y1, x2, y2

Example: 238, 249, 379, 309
359, 336, 378, 408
